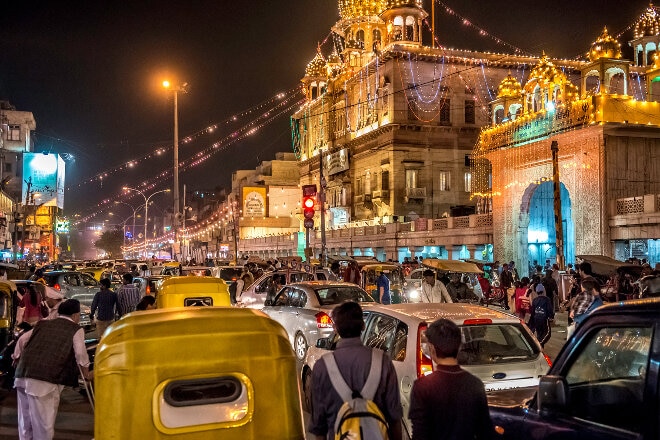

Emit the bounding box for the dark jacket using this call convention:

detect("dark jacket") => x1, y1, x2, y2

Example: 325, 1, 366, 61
15, 318, 80, 386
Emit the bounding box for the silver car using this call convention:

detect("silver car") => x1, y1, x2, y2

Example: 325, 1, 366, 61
237, 270, 315, 309
262, 281, 375, 360
301, 303, 550, 437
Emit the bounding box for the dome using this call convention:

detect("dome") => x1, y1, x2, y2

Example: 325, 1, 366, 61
305, 51, 327, 78
634, 3, 660, 38
589, 27, 622, 61
524, 54, 568, 90
497, 73, 522, 98
338, 0, 386, 20
383, 0, 424, 9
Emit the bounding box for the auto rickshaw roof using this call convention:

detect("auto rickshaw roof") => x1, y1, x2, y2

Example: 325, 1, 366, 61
421, 258, 483, 274
576, 255, 642, 276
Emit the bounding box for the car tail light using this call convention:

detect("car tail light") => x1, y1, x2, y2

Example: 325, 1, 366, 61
543, 353, 552, 367
316, 312, 333, 329
463, 319, 492, 325
54, 283, 61, 291
146, 285, 151, 295
417, 323, 433, 378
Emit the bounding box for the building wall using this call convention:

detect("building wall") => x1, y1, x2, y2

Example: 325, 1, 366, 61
604, 130, 660, 198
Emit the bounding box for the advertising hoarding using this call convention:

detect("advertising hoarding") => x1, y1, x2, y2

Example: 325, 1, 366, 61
21, 153, 65, 209
242, 186, 267, 218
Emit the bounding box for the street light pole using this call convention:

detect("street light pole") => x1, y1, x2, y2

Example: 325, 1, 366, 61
123, 187, 170, 259
162, 80, 188, 260
114, 201, 139, 258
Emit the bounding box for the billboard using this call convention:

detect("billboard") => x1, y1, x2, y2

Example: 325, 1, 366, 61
242, 186, 267, 218
22, 153, 65, 209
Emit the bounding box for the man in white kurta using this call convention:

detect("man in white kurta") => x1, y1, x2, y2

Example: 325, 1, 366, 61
420, 269, 453, 303
13, 299, 91, 440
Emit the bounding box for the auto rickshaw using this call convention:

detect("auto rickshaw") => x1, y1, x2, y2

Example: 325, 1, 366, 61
157, 276, 231, 308
94, 307, 305, 439
360, 262, 405, 303
420, 258, 484, 303
81, 266, 106, 281
0, 280, 18, 350
161, 261, 183, 276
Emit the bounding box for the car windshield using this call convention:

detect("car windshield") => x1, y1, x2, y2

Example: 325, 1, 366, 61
315, 286, 375, 305
455, 324, 539, 365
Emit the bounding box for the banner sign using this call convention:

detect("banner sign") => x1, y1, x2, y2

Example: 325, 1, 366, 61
324, 148, 349, 176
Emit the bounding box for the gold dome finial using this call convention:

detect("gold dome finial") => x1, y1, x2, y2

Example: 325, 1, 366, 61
497, 71, 522, 98
305, 49, 328, 78
589, 26, 622, 61
338, 0, 387, 19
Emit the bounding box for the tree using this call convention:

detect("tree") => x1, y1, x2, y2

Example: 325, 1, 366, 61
94, 228, 124, 258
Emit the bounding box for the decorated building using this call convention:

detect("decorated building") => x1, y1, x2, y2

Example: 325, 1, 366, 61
473, 10, 660, 268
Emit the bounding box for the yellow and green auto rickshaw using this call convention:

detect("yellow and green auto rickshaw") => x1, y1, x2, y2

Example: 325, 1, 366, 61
360, 262, 406, 303
156, 276, 231, 308
94, 307, 304, 439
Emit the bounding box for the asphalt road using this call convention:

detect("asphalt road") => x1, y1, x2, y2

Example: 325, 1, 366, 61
0, 310, 571, 439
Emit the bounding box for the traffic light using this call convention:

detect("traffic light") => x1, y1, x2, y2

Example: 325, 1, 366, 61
303, 196, 315, 219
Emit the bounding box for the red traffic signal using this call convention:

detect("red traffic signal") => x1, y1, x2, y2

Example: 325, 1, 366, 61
303, 196, 315, 219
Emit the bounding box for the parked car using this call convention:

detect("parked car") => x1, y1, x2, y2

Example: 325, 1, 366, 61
262, 281, 375, 360
301, 303, 550, 437
237, 270, 316, 308
42, 271, 100, 308
216, 265, 244, 285
489, 297, 660, 439
13, 280, 93, 331
132, 275, 169, 297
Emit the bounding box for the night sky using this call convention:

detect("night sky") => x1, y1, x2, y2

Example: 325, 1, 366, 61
0, 0, 652, 219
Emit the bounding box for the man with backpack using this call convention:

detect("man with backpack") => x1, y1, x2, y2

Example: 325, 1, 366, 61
309, 301, 402, 440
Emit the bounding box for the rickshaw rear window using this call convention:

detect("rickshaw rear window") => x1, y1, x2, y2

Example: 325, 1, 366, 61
184, 297, 213, 306
164, 377, 242, 407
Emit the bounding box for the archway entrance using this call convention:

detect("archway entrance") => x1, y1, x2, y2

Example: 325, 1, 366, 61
520, 182, 575, 273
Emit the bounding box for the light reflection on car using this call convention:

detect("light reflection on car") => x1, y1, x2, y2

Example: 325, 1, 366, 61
261, 281, 375, 360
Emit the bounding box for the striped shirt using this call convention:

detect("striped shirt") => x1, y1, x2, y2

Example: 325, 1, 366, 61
91, 289, 118, 321
116, 284, 141, 317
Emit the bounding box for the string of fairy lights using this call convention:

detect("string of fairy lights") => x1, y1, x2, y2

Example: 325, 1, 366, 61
73, 91, 304, 224
68, 87, 300, 191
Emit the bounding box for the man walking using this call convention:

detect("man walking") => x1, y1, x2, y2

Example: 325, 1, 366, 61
13, 299, 92, 440
409, 319, 494, 439
376, 268, 391, 304
528, 284, 554, 348
499, 263, 514, 310
116, 273, 141, 317
309, 301, 402, 440
91, 278, 118, 337
420, 269, 453, 303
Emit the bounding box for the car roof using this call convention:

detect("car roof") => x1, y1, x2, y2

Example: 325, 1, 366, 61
288, 281, 365, 288
43, 270, 80, 275
589, 297, 660, 316
363, 303, 521, 324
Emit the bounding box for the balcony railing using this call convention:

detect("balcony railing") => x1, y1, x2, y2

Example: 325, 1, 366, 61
405, 187, 426, 199
613, 194, 659, 215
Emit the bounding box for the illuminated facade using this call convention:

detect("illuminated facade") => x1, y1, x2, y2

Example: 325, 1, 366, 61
473, 18, 660, 268
233, 2, 660, 265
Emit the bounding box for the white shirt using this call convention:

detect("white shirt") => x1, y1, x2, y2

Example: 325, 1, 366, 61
420, 280, 453, 303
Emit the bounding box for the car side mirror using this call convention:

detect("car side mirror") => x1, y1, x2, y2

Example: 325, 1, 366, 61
316, 337, 332, 349
264, 299, 273, 306
537, 375, 568, 414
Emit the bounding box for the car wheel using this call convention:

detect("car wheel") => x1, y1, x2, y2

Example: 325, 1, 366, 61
294, 332, 308, 361
302, 368, 313, 413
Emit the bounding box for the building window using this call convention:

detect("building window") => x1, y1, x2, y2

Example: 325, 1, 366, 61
408, 98, 418, 121
356, 177, 362, 195
465, 100, 475, 124
7, 125, 20, 141
381, 171, 389, 190
4, 163, 11, 173
406, 169, 418, 189
440, 99, 450, 124
464, 172, 472, 192
439, 171, 450, 191
364, 172, 372, 195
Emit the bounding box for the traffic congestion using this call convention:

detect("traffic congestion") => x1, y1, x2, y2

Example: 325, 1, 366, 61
0, 256, 658, 439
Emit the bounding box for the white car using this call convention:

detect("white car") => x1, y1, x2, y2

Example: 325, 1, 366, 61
301, 303, 550, 438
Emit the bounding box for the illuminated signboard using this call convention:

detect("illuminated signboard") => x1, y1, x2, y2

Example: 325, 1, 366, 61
22, 153, 65, 209
242, 186, 267, 217
324, 148, 350, 176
